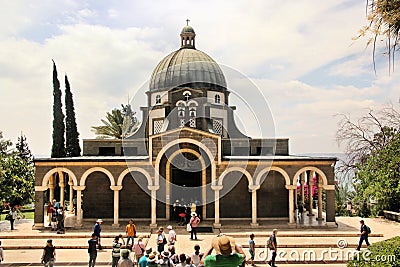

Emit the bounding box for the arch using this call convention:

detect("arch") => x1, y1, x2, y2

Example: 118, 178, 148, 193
292, 166, 328, 186
42, 167, 78, 188
80, 167, 115, 186
154, 138, 217, 186
117, 167, 152, 187
255, 166, 291, 186
217, 167, 253, 188
187, 100, 198, 106
176, 100, 186, 107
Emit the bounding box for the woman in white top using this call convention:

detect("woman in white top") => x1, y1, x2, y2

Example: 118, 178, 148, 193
190, 244, 201, 266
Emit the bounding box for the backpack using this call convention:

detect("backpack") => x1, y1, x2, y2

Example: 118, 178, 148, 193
366, 225, 371, 234
267, 235, 274, 249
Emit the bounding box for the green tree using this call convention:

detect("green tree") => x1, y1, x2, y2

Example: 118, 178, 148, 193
92, 104, 139, 139
0, 132, 35, 206
0, 131, 12, 155
65, 75, 81, 157
353, 132, 400, 214
358, 0, 400, 72
51, 60, 66, 158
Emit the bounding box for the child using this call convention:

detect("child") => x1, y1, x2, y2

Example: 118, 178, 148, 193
248, 234, 255, 266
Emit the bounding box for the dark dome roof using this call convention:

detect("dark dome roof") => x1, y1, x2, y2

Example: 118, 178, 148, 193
149, 48, 227, 92
181, 25, 195, 34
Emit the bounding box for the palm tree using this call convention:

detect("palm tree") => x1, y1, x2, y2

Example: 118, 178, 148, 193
92, 104, 139, 139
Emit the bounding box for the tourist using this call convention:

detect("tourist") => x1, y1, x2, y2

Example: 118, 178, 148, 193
138, 248, 152, 267
189, 212, 200, 240
186, 256, 195, 267
112, 235, 124, 267
298, 202, 304, 219
147, 254, 158, 267
133, 237, 146, 263
201, 235, 245, 267
118, 249, 133, 267
248, 234, 255, 266
53, 199, 60, 210
0, 240, 4, 264
88, 233, 98, 267
8, 207, 18, 230
50, 206, 58, 231
176, 253, 188, 267
356, 220, 370, 251
56, 206, 65, 234
158, 251, 173, 267
347, 202, 352, 217
157, 227, 166, 254
190, 244, 201, 266
94, 219, 102, 250
46, 201, 53, 226
267, 229, 278, 267
126, 219, 136, 246
168, 245, 179, 264
167, 225, 177, 245
41, 239, 56, 267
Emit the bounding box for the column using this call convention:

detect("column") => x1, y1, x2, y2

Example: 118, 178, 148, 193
110, 185, 122, 227
286, 185, 297, 225
73, 186, 86, 227
59, 172, 65, 207
33, 187, 46, 229
324, 185, 336, 225
211, 185, 222, 228
68, 178, 74, 213
249, 185, 259, 227
148, 185, 159, 228
300, 172, 305, 205
317, 176, 324, 221
49, 175, 55, 202
307, 171, 315, 216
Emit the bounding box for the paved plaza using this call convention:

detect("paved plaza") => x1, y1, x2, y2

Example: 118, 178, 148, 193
0, 216, 399, 266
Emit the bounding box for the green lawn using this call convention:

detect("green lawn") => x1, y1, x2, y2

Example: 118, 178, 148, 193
0, 211, 34, 221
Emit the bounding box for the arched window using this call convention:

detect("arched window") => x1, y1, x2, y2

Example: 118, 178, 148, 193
155, 95, 161, 104
215, 94, 221, 104
178, 107, 185, 117
189, 107, 196, 117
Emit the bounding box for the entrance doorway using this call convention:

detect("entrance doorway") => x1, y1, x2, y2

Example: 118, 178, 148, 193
170, 165, 202, 221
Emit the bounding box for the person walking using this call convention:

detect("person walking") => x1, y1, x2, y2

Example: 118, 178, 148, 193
112, 235, 124, 267
46, 201, 53, 226
50, 207, 58, 231
8, 207, 18, 230
41, 239, 56, 267
347, 202, 352, 217
125, 219, 136, 247
88, 233, 98, 267
167, 225, 177, 245
0, 241, 4, 264
133, 237, 146, 263
56, 206, 65, 234
248, 234, 255, 266
189, 212, 200, 240
94, 219, 102, 250
356, 220, 371, 251
267, 229, 278, 267
157, 227, 166, 254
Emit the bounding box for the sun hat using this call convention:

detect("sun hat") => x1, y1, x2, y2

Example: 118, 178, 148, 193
167, 225, 173, 230
96, 219, 103, 223
212, 235, 235, 255
191, 212, 197, 216
145, 248, 153, 255
148, 254, 157, 263
161, 251, 171, 258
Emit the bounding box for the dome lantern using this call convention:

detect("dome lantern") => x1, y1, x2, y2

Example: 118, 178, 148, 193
180, 19, 196, 48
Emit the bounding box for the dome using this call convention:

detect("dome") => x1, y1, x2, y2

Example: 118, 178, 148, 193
149, 48, 227, 91
181, 25, 195, 34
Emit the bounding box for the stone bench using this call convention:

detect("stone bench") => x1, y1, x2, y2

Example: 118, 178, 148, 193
383, 210, 400, 222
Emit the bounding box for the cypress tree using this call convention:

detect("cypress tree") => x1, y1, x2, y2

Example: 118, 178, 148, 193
16, 133, 33, 160
65, 75, 81, 157
51, 60, 66, 158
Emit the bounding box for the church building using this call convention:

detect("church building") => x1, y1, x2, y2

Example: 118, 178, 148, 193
34, 23, 337, 229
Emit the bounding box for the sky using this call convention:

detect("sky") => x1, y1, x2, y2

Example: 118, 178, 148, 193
0, 0, 399, 157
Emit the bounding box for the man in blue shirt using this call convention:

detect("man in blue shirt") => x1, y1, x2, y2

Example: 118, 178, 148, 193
356, 220, 370, 251
138, 248, 152, 267
94, 219, 102, 250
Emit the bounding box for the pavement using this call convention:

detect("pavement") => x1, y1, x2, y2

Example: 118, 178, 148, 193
0, 216, 399, 266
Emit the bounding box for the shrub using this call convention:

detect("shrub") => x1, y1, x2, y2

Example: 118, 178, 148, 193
347, 236, 400, 266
